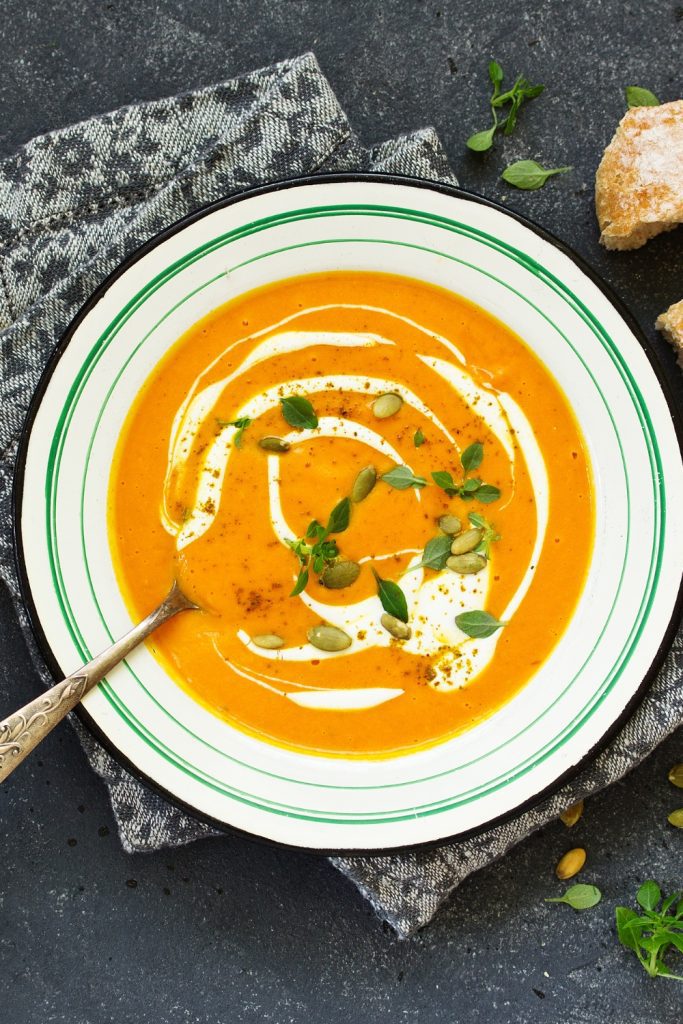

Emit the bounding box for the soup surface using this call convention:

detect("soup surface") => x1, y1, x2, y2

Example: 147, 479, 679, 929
109, 272, 593, 757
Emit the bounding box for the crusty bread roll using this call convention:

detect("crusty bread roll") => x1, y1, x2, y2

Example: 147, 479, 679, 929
656, 299, 683, 368
595, 100, 683, 250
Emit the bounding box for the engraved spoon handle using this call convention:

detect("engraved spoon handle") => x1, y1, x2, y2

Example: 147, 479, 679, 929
0, 582, 196, 783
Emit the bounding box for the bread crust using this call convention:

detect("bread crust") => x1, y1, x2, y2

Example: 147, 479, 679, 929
596, 100, 683, 250
656, 299, 683, 368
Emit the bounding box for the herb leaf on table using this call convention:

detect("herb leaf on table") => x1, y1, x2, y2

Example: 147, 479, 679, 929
615, 882, 683, 980
466, 61, 544, 151
625, 86, 660, 108
502, 160, 572, 190
545, 884, 602, 910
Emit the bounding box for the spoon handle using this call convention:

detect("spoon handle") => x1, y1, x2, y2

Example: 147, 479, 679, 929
0, 583, 195, 783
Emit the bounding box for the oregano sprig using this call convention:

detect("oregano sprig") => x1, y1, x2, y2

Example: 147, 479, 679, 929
288, 497, 351, 596
615, 881, 683, 981
432, 443, 501, 504
217, 416, 252, 448
467, 61, 544, 152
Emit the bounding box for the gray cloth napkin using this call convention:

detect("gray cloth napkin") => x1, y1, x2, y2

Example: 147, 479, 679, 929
0, 52, 680, 939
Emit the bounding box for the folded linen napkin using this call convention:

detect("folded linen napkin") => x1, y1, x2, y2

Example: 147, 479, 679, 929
0, 52, 680, 938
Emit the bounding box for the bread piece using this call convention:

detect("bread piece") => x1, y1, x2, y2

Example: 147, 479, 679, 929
595, 100, 683, 250
656, 299, 683, 368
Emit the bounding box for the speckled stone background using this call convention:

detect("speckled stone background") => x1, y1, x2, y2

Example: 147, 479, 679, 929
1, 3, 682, 1022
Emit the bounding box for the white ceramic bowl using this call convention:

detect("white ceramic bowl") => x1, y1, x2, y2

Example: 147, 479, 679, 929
15, 176, 683, 851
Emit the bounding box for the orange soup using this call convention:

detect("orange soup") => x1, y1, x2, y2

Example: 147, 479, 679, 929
108, 272, 593, 757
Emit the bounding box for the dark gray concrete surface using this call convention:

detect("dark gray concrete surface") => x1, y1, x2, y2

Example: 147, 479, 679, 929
1, 2, 682, 1022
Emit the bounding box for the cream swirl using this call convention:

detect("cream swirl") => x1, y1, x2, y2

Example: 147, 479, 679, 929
160, 307, 549, 708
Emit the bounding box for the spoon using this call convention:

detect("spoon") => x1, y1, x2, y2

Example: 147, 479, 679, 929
0, 581, 197, 783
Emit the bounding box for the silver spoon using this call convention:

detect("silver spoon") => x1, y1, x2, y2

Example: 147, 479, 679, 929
0, 581, 197, 783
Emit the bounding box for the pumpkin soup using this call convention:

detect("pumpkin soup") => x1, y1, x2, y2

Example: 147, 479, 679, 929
108, 271, 594, 756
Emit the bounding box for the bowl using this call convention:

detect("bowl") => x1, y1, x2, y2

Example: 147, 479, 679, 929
14, 175, 683, 851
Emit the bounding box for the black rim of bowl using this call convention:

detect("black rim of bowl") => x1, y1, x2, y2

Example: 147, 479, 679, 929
12, 172, 683, 856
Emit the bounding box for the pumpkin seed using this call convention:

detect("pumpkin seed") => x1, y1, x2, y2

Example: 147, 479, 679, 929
438, 514, 462, 536
380, 613, 412, 640
372, 392, 403, 419
321, 561, 361, 589
668, 763, 683, 789
258, 435, 290, 452
351, 465, 377, 503
555, 847, 586, 880
252, 633, 285, 650
667, 808, 683, 828
446, 552, 487, 575
307, 624, 353, 652
450, 528, 483, 555
559, 800, 584, 828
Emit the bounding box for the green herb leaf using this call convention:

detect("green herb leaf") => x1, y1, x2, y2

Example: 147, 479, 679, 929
545, 884, 602, 910
306, 519, 323, 539
625, 86, 660, 108
461, 441, 484, 472
415, 534, 453, 572
217, 416, 252, 448
413, 427, 426, 447
521, 83, 545, 100
616, 907, 643, 952
290, 567, 309, 597
661, 892, 682, 915
431, 469, 459, 495
455, 610, 507, 639
468, 63, 544, 151
467, 513, 487, 528
288, 497, 348, 596
488, 59, 504, 93
637, 880, 662, 912
466, 126, 497, 152
372, 569, 409, 623
280, 395, 318, 430
501, 160, 572, 191
326, 497, 351, 535
475, 483, 501, 504
462, 477, 482, 494
381, 466, 428, 490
